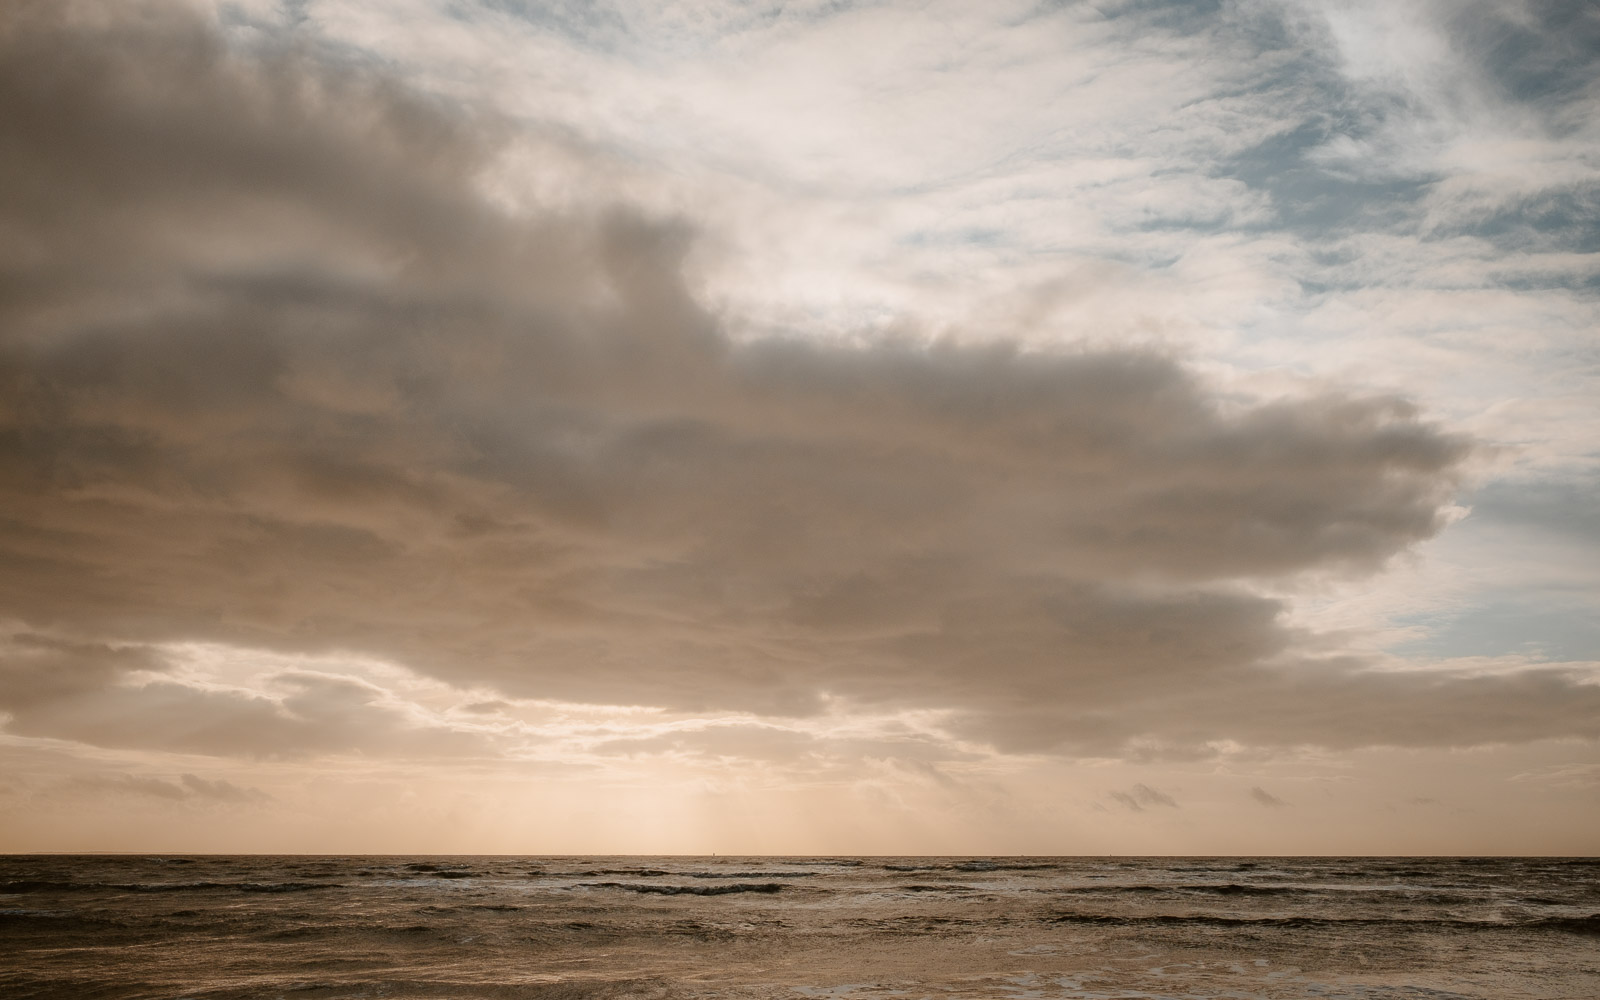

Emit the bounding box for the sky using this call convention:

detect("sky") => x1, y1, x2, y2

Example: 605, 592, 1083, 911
0, 0, 1596, 855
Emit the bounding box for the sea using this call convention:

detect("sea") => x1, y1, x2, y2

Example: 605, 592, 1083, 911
2, 856, 1596, 999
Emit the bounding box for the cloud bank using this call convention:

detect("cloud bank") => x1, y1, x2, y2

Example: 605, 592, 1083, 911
1, 1, 1596, 766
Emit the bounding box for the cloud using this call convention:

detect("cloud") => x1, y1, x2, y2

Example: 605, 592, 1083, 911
1511, 763, 1600, 789
1286, 0, 1600, 241
0, 633, 166, 710
181, 773, 271, 802
590, 720, 973, 768
1109, 783, 1178, 811
51, 771, 269, 803
1250, 785, 1288, 808
0, 0, 1593, 766
595, 724, 820, 763
69, 773, 191, 801
0, 634, 490, 758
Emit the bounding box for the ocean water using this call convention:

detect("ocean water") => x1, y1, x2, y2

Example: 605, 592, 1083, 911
1, 856, 1596, 999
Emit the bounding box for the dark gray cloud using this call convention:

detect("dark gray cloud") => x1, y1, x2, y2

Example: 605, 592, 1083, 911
957, 659, 1600, 758
1109, 783, 1178, 811
0, 633, 165, 710
0, 1, 1588, 762
1249, 785, 1287, 808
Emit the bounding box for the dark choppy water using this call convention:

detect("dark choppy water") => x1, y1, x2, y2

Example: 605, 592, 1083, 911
2, 856, 1597, 999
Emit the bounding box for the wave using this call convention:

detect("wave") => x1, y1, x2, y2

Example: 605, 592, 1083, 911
404, 864, 484, 879
0, 880, 85, 894
1198, 883, 1309, 896
1527, 915, 1600, 935
900, 884, 976, 892
1047, 883, 1313, 897
688, 871, 817, 879
263, 925, 328, 940
416, 903, 524, 915
0, 910, 132, 931
882, 861, 1059, 873
1042, 912, 1600, 934
581, 882, 787, 896
0, 879, 342, 894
